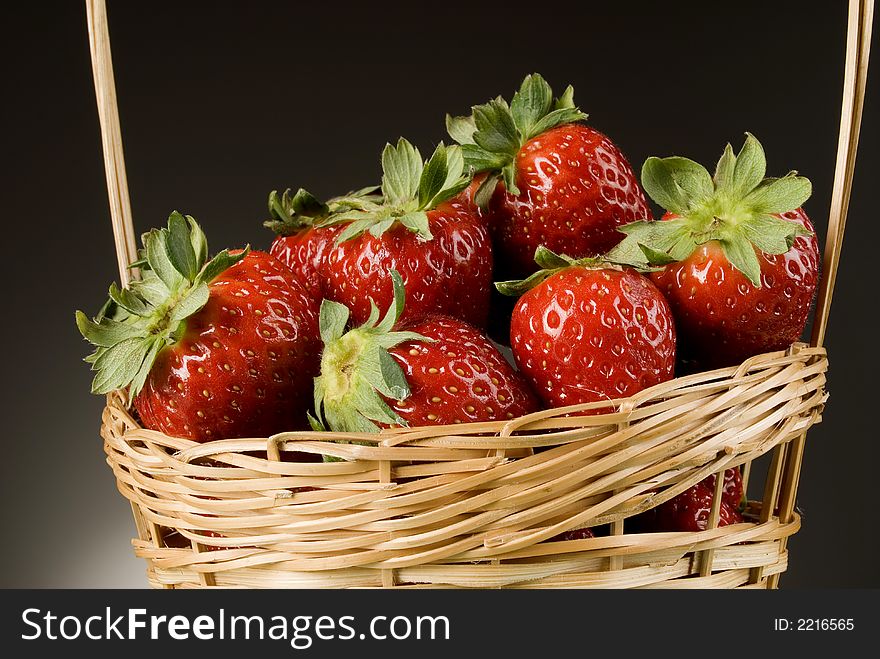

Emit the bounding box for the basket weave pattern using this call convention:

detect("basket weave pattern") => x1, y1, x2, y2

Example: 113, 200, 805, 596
102, 344, 826, 588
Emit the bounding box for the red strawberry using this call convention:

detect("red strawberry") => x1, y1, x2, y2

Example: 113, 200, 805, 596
608, 134, 819, 369
269, 140, 493, 329
647, 468, 744, 532
498, 248, 676, 410
549, 527, 595, 542
312, 271, 540, 432
447, 74, 650, 277
77, 213, 321, 441
265, 187, 377, 301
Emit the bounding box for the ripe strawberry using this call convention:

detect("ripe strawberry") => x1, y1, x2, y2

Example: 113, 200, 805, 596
265, 187, 378, 300
447, 74, 650, 276
269, 139, 493, 329
498, 248, 676, 410
77, 213, 321, 441
608, 134, 819, 369
323, 140, 491, 328
549, 527, 595, 542
644, 468, 744, 532
312, 272, 540, 432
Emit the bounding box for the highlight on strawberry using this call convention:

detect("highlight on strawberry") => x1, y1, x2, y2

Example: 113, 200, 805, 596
76, 213, 321, 441
265, 186, 380, 301
496, 247, 676, 411
447, 73, 651, 277
266, 139, 494, 329
608, 133, 820, 369
311, 271, 540, 433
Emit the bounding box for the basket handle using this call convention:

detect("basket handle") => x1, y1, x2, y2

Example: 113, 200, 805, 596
86, 0, 138, 287
811, 0, 874, 347
87, 0, 872, 343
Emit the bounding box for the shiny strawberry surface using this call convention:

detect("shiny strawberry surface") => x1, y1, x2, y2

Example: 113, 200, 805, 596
324, 206, 493, 328
490, 124, 650, 276
388, 315, 540, 426
269, 224, 342, 302
134, 250, 321, 441
510, 266, 676, 409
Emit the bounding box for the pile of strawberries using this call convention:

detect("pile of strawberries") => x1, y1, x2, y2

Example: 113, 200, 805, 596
78, 74, 820, 536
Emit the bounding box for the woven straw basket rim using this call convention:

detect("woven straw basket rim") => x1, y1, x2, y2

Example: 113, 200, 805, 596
86, 0, 871, 588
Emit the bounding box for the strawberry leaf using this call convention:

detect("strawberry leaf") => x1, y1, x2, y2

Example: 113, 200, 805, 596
641, 157, 689, 215
381, 138, 423, 206
501, 162, 520, 196
91, 337, 154, 394
145, 229, 184, 291
719, 233, 762, 287
638, 243, 678, 265
496, 248, 575, 296
745, 174, 811, 214
533, 246, 573, 270
660, 157, 714, 204
739, 214, 811, 255
166, 211, 198, 281
360, 345, 411, 402
473, 172, 500, 208
445, 114, 477, 146
196, 247, 249, 286
730, 132, 766, 197
129, 271, 170, 307
450, 73, 587, 177
347, 380, 404, 426
108, 282, 149, 316
129, 337, 163, 397
510, 73, 553, 140
188, 215, 208, 270
169, 282, 209, 323
418, 143, 449, 208
319, 299, 350, 345
368, 217, 396, 238
307, 411, 326, 432
75, 311, 138, 347
554, 85, 576, 110
528, 107, 588, 140
321, 141, 469, 243
460, 144, 509, 172
472, 99, 521, 156
397, 212, 433, 241
375, 270, 405, 333
443, 145, 465, 187
713, 143, 737, 193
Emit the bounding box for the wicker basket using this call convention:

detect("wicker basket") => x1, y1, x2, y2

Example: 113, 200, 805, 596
86, 0, 873, 589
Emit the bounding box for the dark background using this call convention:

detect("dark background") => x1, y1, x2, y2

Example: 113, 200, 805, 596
1, 0, 876, 587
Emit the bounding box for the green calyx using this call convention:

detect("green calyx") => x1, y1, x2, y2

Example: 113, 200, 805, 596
317, 138, 473, 245
76, 212, 249, 396
263, 186, 380, 236
607, 133, 813, 287
446, 73, 588, 200
311, 271, 432, 433
495, 246, 626, 297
